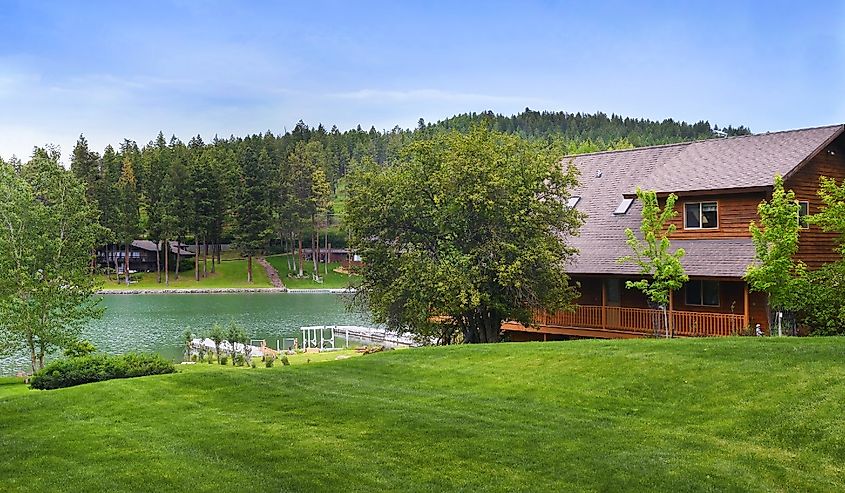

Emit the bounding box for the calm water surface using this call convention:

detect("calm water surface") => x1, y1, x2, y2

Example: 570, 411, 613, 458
0, 293, 371, 375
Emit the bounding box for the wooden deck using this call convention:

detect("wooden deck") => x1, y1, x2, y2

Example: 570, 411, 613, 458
503, 306, 746, 339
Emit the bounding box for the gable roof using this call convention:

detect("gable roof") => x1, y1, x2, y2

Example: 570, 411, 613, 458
131, 240, 195, 256
564, 124, 844, 278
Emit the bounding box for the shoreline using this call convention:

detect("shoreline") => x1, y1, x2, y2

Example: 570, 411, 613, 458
97, 287, 356, 295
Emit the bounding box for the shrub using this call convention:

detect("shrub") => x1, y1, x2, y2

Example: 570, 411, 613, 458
280, 355, 290, 366
265, 357, 275, 368
251, 361, 257, 369
796, 261, 845, 335
63, 340, 98, 358
234, 354, 246, 367
220, 355, 229, 365
30, 353, 176, 390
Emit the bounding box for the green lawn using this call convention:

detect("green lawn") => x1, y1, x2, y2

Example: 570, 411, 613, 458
2, 338, 844, 491
98, 258, 272, 290
266, 254, 360, 289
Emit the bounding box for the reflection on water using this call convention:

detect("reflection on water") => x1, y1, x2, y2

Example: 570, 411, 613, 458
0, 292, 371, 375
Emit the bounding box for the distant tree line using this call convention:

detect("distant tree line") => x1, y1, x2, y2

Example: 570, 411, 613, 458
426, 108, 751, 147
3, 110, 749, 286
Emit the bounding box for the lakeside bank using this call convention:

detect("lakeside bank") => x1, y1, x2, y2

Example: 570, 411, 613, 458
97, 287, 356, 295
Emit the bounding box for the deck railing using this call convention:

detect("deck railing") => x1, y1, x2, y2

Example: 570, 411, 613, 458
533, 305, 746, 338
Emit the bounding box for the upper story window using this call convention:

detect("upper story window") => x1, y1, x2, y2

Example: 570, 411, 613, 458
684, 201, 718, 229
797, 201, 810, 229
567, 196, 581, 208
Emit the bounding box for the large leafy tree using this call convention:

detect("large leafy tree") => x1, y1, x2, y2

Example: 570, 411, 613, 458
619, 189, 688, 337
346, 127, 583, 344
0, 153, 107, 373
745, 175, 805, 332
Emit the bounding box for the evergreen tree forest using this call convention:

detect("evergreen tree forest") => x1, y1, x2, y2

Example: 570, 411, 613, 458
12, 110, 749, 284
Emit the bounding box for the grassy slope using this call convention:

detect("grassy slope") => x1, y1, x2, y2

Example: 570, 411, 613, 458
2, 338, 844, 492
266, 254, 360, 289
98, 258, 272, 290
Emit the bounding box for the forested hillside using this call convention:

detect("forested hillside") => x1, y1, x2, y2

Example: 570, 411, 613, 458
427, 108, 751, 146
2, 109, 750, 284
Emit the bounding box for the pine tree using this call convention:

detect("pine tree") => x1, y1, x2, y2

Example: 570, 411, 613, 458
116, 156, 140, 286
233, 146, 272, 282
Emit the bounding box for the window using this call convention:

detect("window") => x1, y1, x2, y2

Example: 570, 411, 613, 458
614, 197, 635, 215
685, 280, 719, 306
567, 196, 581, 208
684, 202, 718, 229
798, 201, 809, 229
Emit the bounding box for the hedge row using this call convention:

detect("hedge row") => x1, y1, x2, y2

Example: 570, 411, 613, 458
30, 353, 176, 390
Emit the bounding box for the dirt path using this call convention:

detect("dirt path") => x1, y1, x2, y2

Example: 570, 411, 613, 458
256, 256, 285, 288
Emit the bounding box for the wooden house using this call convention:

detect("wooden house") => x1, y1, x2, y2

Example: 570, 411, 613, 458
97, 240, 195, 273
503, 124, 845, 339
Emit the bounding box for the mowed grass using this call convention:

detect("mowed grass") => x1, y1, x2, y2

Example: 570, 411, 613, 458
2, 338, 845, 492
266, 254, 360, 289
97, 257, 272, 290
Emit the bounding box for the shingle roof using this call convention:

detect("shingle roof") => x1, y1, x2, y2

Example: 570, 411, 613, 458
564, 124, 844, 278
131, 240, 195, 256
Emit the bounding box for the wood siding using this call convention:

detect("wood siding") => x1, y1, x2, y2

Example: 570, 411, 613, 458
786, 139, 845, 268
663, 192, 766, 239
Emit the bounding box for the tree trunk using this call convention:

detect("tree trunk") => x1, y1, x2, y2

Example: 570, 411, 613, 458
175, 237, 181, 280
211, 241, 216, 274
156, 239, 162, 283
203, 239, 208, 277
290, 231, 297, 273
194, 236, 200, 281
164, 238, 170, 286
112, 243, 120, 282
247, 254, 253, 283
325, 232, 330, 276
125, 241, 131, 286
314, 216, 320, 278
298, 236, 304, 278
28, 333, 37, 375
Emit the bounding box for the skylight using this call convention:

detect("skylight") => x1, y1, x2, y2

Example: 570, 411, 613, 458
567, 196, 581, 208
614, 197, 634, 215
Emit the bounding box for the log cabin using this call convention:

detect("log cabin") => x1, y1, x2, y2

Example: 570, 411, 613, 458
503, 124, 845, 340
96, 240, 195, 273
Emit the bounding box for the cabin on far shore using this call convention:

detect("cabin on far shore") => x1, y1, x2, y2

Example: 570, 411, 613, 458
504, 124, 845, 340
96, 240, 194, 273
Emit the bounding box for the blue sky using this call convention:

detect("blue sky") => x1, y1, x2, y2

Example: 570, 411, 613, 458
1, 0, 843, 161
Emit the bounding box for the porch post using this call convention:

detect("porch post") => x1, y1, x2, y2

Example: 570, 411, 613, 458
601, 280, 607, 330
743, 282, 750, 328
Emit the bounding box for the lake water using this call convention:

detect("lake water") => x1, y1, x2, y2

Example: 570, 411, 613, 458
0, 293, 372, 375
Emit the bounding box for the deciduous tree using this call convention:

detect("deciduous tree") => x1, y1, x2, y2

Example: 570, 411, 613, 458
745, 175, 805, 334
619, 189, 688, 337
346, 127, 583, 344
0, 154, 107, 373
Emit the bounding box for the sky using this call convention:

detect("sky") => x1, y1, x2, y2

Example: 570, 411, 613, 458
1, 0, 844, 162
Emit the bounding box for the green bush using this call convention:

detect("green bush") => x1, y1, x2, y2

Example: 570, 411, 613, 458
220, 355, 229, 365
63, 340, 98, 358
280, 355, 290, 366
265, 357, 275, 368
796, 261, 845, 335
30, 353, 176, 390
234, 354, 246, 367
